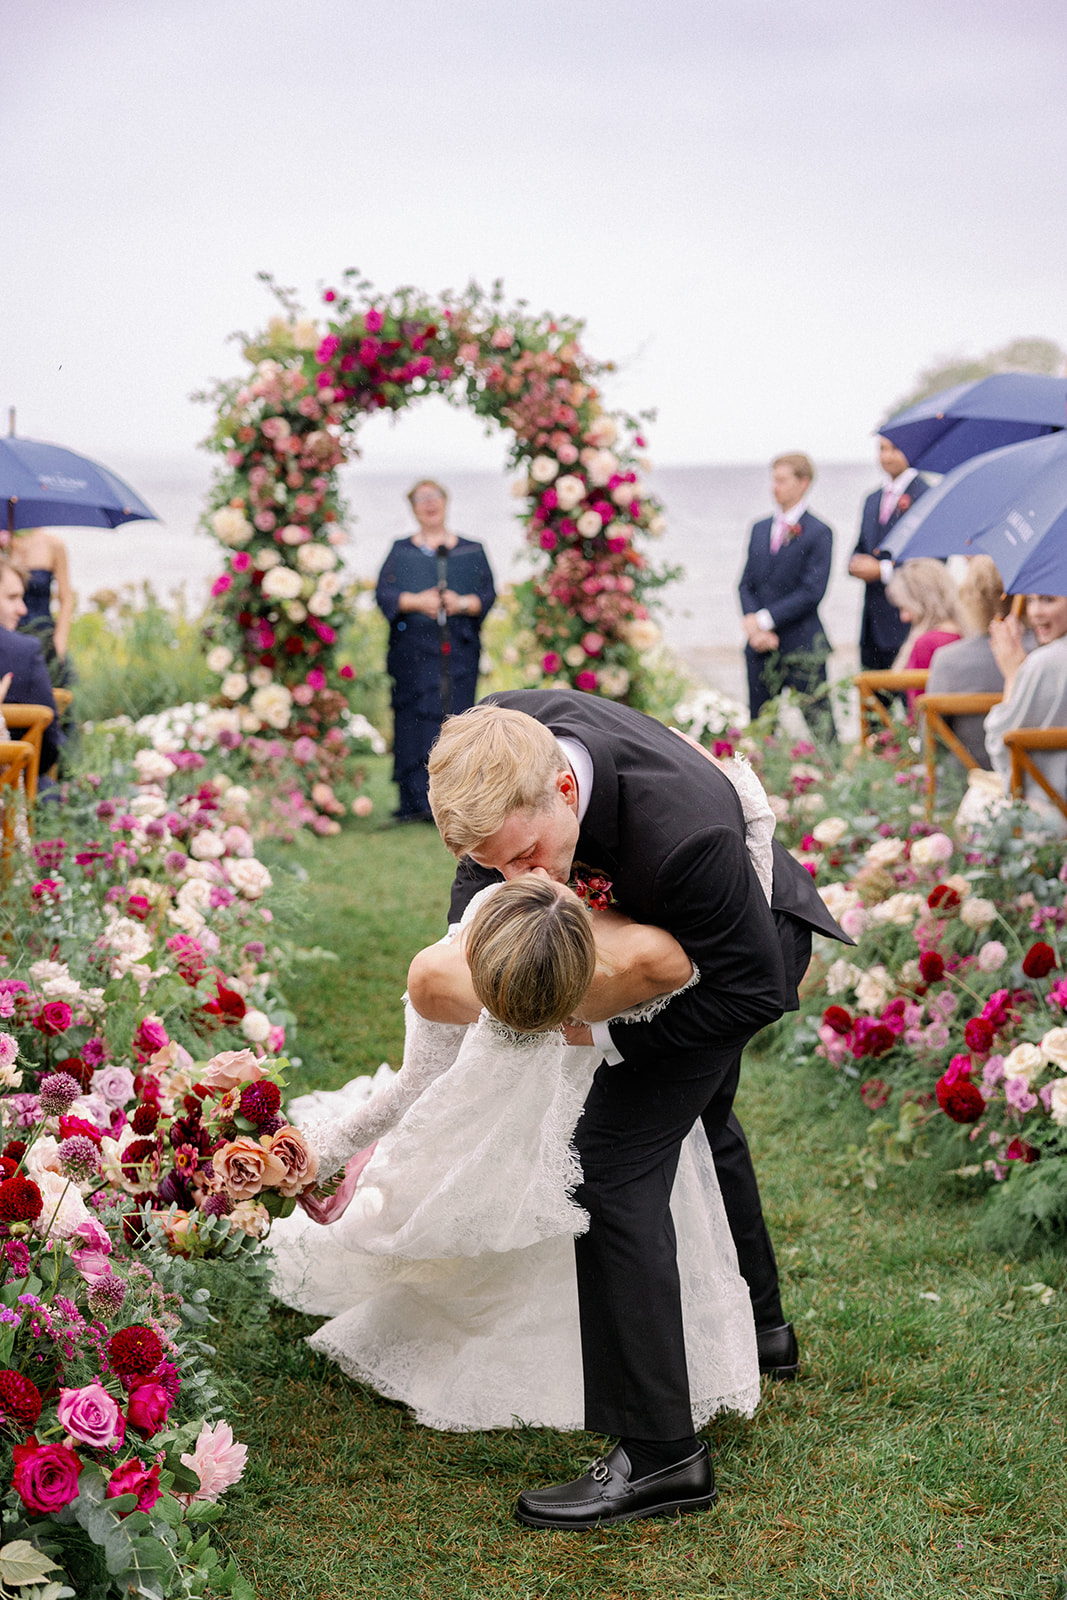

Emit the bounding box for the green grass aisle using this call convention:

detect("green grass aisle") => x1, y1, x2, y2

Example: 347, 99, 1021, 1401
220, 809, 1067, 1599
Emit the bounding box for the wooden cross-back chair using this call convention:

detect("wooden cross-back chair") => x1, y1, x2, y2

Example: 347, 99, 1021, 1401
0, 704, 55, 805
1002, 728, 1067, 823
915, 691, 1003, 820
853, 669, 928, 746
0, 740, 36, 860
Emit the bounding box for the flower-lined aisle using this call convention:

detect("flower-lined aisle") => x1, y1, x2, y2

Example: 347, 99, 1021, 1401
0, 723, 331, 1596
678, 709, 1067, 1250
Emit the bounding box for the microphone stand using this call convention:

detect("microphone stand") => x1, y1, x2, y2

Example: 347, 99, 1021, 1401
434, 542, 452, 717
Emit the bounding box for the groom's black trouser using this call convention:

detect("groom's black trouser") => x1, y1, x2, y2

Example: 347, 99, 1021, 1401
574, 1039, 778, 1439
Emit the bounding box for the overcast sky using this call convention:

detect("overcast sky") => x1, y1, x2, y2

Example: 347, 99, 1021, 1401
4, 0, 1065, 482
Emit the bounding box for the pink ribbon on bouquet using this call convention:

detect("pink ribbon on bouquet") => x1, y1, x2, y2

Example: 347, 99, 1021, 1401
297, 1142, 377, 1224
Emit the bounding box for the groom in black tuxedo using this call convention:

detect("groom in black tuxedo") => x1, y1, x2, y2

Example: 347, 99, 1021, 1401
430, 690, 845, 1529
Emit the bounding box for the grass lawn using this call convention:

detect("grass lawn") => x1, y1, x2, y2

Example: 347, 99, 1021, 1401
221, 777, 1067, 1599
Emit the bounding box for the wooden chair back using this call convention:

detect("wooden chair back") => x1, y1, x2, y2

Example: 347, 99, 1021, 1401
854, 669, 928, 745
0, 739, 35, 858
0, 704, 55, 805
915, 691, 1003, 819
52, 687, 73, 716
1002, 727, 1067, 822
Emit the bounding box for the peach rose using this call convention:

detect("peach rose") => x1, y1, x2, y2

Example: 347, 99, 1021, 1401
212, 1137, 286, 1200
268, 1126, 320, 1197
201, 1049, 265, 1092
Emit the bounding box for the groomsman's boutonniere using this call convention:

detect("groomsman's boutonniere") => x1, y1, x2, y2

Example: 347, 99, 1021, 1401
783, 522, 803, 544
896, 493, 912, 515
569, 865, 615, 910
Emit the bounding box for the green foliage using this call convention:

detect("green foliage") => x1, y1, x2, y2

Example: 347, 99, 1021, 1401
891, 335, 1066, 414
69, 586, 212, 723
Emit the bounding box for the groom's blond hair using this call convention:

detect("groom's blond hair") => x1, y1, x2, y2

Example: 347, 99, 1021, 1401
428, 705, 567, 856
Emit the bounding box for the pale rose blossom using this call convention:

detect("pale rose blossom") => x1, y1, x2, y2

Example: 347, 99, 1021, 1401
225, 858, 272, 899
864, 837, 906, 868
900, 958, 922, 987
818, 883, 861, 921
855, 966, 891, 1013
797, 792, 826, 817
825, 959, 862, 997
839, 906, 869, 940
249, 666, 273, 688
583, 448, 619, 486
554, 474, 586, 511
296, 542, 337, 574
253, 546, 281, 570
179, 1421, 248, 1503
250, 684, 292, 730
210, 507, 252, 547
190, 830, 226, 861
134, 748, 177, 785
260, 566, 303, 601
870, 892, 926, 927
1003, 1042, 1044, 1084
961, 896, 998, 931
222, 825, 254, 858
584, 415, 618, 448
227, 1199, 271, 1238
352, 795, 374, 817
91, 1064, 136, 1107
812, 816, 849, 847
202, 1049, 264, 1092
1048, 1077, 1067, 1125
910, 833, 954, 868
1040, 1027, 1067, 1068
768, 794, 791, 822
129, 792, 168, 820
206, 646, 234, 675
620, 619, 660, 652
58, 1384, 125, 1449
0, 1033, 19, 1070
576, 510, 603, 537
213, 1137, 287, 1200
240, 1009, 271, 1044
977, 940, 1008, 972
268, 1126, 320, 1196
221, 672, 248, 702
35, 1169, 92, 1238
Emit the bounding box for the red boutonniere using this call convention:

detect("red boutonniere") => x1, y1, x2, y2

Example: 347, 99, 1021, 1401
783, 522, 803, 543
896, 493, 912, 515
569, 865, 615, 910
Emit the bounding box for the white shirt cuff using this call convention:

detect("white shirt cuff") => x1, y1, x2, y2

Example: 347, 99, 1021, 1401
879, 559, 894, 586
590, 1020, 623, 1065
755, 608, 775, 632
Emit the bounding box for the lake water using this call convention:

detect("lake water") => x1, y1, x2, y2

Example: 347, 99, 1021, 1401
54, 455, 879, 708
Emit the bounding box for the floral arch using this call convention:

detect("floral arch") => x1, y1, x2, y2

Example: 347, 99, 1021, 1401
200, 272, 673, 793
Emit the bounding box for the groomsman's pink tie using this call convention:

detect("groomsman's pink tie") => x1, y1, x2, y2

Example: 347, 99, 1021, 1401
878, 487, 896, 526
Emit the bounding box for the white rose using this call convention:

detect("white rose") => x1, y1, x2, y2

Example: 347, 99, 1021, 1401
307, 590, 334, 617
825, 958, 861, 997
584, 449, 619, 486
812, 816, 848, 847
240, 1008, 272, 1043
576, 510, 603, 537
909, 832, 955, 869
261, 566, 303, 600
190, 830, 226, 861
530, 456, 560, 484
133, 748, 177, 785
960, 897, 997, 931
1040, 1028, 1067, 1069
870, 893, 925, 927
284, 600, 308, 622
612, 480, 642, 506
564, 645, 586, 668
597, 666, 630, 697
168, 902, 205, 934
864, 837, 906, 867
314, 571, 342, 598
585, 416, 618, 448
249, 666, 273, 688
818, 883, 861, 921
221, 672, 248, 701
225, 858, 273, 899
768, 794, 791, 822
178, 878, 215, 915
797, 792, 826, 817
250, 684, 292, 730
206, 645, 234, 674
296, 542, 338, 574
555, 474, 586, 511
129, 793, 167, 820
210, 507, 252, 547
855, 965, 890, 1013
647, 513, 667, 536
200, 708, 242, 743
1048, 1078, 1067, 1126
977, 940, 1008, 972
292, 317, 319, 350
254, 547, 281, 570
620, 619, 660, 652
900, 958, 922, 987
1003, 1042, 1044, 1084
34, 1168, 92, 1239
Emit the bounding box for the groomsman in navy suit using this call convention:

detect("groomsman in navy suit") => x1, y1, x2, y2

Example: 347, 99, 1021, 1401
738, 452, 836, 743
849, 437, 930, 670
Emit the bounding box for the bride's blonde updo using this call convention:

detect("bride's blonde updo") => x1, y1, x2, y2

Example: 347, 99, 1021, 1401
465, 876, 596, 1034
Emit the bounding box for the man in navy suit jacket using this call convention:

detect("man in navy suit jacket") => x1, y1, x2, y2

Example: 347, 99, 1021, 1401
0, 559, 63, 772
849, 437, 930, 670
738, 452, 836, 742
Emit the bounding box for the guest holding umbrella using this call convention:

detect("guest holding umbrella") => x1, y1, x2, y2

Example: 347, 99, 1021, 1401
984, 593, 1067, 829
375, 480, 496, 824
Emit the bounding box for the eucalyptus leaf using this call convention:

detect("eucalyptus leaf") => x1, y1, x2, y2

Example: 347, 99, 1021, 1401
0, 1539, 63, 1584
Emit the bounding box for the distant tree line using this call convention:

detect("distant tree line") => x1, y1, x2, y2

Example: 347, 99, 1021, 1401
892, 336, 1066, 413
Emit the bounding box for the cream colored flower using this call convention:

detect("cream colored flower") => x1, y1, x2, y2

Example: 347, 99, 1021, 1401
129, 792, 167, 820
620, 619, 661, 651
900, 958, 922, 987
864, 837, 906, 868
254, 547, 281, 570
284, 600, 308, 623
576, 510, 603, 537
597, 666, 630, 698
190, 830, 226, 862
249, 666, 273, 688
811, 816, 848, 847
292, 317, 319, 350
260, 566, 303, 601
296, 542, 338, 575
960, 897, 997, 931
585, 415, 618, 448
555, 474, 586, 511
1048, 1077, 1067, 1126
1040, 1027, 1067, 1069
211, 507, 253, 547
564, 645, 586, 668
910, 833, 954, 869
225, 857, 273, 899
825, 958, 862, 997
240, 1008, 271, 1043
134, 748, 177, 785
870, 892, 925, 927
530, 455, 560, 484
855, 965, 891, 1013
221, 672, 248, 701
250, 683, 292, 730
206, 645, 234, 675
584, 449, 619, 487
1003, 1042, 1044, 1083
818, 882, 861, 921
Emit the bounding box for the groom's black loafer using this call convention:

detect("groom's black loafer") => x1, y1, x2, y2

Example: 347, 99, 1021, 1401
757, 1322, 799, 1380
514, 1442, 716, 1530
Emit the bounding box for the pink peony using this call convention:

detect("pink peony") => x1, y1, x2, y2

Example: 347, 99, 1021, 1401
179, 1420, 248, 1502
106, 1457, 162, 1515
57, 1383, 125, 1450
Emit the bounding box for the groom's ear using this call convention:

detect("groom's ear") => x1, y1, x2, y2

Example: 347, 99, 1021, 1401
557, 769, 579, 810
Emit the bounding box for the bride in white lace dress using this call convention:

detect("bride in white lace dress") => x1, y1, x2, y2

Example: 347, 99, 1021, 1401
271, 759, 772, 1433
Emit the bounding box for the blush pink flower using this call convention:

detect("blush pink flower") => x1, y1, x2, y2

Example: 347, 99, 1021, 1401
201, 1049, 264, 1092
57, 1383, 125, 1450
179, 1420, 248, 1503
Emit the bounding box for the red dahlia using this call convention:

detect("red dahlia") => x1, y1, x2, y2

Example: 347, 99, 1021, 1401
108, 1324, 164, 1377
964, 1017, 995, 1053
131, 1104, 160, 1136
0, 1175, 44, 1223
939, 1080, 986, 1124
822, 1005, 853, 1035
2, 1141, 26, 1163
919, 951, 945, 983
0, 1370, 43, 1433
927, 885, 961, 912
239, 1081, 282, 1125
1022, 942, 1057, 979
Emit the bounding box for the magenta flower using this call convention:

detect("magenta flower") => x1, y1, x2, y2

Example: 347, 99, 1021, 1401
575, 670, 598, 691
305, 668, 326, 691
211, 574, 232, 597
58, 1383, 125, 1450
339, 664, 355, 680
542, 651, 563, 674
364, 308, 384, 334
231, 551, 252, 572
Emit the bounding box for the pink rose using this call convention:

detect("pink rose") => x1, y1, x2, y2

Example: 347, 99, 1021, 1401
57, 1383, 125, 1449
106, 1457, 162, 1515
126, 1378, 172, 1438
231, 551, 252, 572
212, 1136, 287, 1200
542, 651, 563, 674
12, 1439, 82, 1513
133, 1016, 169, 1057
575, 670, 598, 692
201, 1049, 264, 1092
267, 1126, 320, 1197
306, 668, 326, 691
364, 308, 384, 333
211, 574, 232, 597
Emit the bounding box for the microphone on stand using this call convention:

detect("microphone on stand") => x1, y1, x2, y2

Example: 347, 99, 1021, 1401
433, 541, 452, 716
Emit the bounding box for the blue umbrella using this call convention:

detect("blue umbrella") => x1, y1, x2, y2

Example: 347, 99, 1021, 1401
1, 432, 158, 533
879, 372, 1067, 473
884, 431, 1067, 594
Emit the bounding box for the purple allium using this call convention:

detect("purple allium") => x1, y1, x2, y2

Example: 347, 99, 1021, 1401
38, 1072, 81, 1117
87, 1274, 127, 1318
201, 1194, 233, 1218
58, 1135, 102, 1185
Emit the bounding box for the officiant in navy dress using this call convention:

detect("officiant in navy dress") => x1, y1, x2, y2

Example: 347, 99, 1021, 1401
738, 452, 836, 743
849, 437, 930, 670
375, 480, 496, 822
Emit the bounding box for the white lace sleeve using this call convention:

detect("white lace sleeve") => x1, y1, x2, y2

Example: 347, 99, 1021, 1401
608, 962, 700, 1025
300, 1003, 467, 1180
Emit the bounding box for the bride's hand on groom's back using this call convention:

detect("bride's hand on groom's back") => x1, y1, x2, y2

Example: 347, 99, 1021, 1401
561, 1020, 593, 1046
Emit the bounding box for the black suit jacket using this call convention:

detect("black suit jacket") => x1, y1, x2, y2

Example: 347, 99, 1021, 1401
853, 476, 930, 661
448, 691, 845, 1068
737, 510, 833, 656
0, 628, 62, 771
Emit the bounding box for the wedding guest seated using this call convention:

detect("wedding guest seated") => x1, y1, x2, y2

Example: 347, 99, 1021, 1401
924, 556, 1018, 768
885, 558, 964, 709
0, 558, 64, 774
984, 593, 1067, 828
